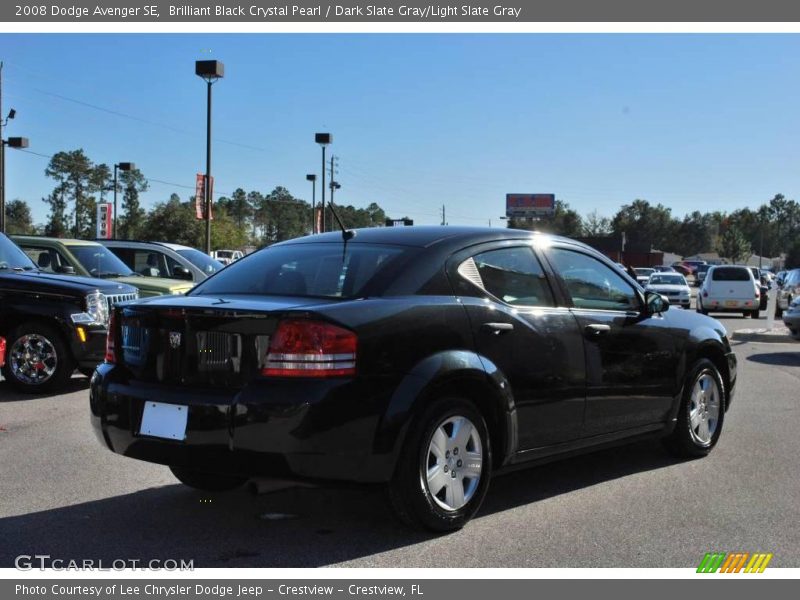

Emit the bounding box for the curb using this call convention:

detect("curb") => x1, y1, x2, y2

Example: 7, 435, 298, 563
730, 328, 798, 344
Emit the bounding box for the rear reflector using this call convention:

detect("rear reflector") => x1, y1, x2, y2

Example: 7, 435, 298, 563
104, 312, 116, 363
262, 319, 357, 378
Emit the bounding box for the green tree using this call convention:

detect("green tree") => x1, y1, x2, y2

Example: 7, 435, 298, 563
674, 211, 717, 257
42, 183, 70, 237
5, 199, 36, 234
117, 168, 149, 239
582, 210, 612, 236
718, 226, 751, 263
785, 239, 800, 269
45, 149, 103, 239
611, 199, 677, 252
217, 187, 253, 234
143, 194, 202, 247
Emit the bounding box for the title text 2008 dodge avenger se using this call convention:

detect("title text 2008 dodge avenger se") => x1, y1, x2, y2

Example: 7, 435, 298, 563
90, 227, 736, 531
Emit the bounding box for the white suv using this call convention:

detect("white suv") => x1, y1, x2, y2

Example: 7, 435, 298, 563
697, 265, 761, 318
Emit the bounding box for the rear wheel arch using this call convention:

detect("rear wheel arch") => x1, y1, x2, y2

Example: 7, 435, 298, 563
379, 352, 517, 472
690, 343, 730, 410
417, 375, 513, 471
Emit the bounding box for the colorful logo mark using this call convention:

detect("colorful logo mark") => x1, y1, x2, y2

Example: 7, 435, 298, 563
697, 552, 773, 573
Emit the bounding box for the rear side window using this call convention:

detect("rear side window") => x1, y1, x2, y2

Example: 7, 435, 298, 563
462, 246, 554, 307
191, 243, 407, 298
711, 267, 751, 282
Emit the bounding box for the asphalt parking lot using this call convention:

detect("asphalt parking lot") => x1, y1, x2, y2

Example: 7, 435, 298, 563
1, 313, 797, 568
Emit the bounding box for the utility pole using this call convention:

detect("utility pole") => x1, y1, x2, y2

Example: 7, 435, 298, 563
441, 204, 446, 226
328, 155, 338, 232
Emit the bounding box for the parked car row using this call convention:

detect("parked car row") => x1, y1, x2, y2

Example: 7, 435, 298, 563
0, 234, 229, 393
89, 226, 738, 531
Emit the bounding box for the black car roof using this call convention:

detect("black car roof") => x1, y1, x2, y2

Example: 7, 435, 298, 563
277, 226, 578, 250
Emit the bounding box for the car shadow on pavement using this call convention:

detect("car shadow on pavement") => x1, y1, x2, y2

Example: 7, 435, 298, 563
0, 377, 90, 402
0, 439, 681, 568
746, 352, 800, 367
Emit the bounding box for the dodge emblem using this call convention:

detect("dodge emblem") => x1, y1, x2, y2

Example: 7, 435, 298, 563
169, 332, 182, 349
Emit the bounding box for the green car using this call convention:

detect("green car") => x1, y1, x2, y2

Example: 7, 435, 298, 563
12, 236, 194, 297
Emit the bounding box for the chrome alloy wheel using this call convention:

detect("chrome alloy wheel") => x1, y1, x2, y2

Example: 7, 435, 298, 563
688, 372, 721, 445
425, 415, 483, 511
9, 334, 58, 385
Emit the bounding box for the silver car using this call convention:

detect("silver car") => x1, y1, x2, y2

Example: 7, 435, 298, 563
783, 296, 800, 340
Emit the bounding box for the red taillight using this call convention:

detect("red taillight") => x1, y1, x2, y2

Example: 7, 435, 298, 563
104, 312, 116, 363
0, 336, 6, 367
262, 319, 357, 378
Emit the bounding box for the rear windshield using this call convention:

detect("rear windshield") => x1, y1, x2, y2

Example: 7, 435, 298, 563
649, 274, 685, 285
191, 243, 408, 298
711, 267, 751, 282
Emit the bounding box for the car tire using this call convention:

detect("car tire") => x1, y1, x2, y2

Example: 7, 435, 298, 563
776, 306, 783, 318
169, 466, 248, 492
750, 310, 760, 319
663, 359, 725, 458
387, 397, 492, 532
1, 322, 74, 393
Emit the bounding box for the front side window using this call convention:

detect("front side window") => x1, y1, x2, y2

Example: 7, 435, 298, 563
548, 248, 640, 311
464, 246, 554, 307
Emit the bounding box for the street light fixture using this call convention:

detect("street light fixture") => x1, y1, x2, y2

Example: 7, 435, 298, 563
113, 162, 135, 239
315, 133, 331, 233
330, 181, 341, 222
196, 60, 224, 254
0, 135, 29, 234
306, 174, 317, 234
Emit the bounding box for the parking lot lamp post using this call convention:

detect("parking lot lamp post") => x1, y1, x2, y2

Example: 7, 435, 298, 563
0, 135, 28, 234
195, 60, 224, 254
113, 162, 135, 239
315, 133, 331, 233
306, 174, 317, 234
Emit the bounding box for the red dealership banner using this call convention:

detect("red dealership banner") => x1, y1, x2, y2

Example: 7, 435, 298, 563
195, 174, 214, 220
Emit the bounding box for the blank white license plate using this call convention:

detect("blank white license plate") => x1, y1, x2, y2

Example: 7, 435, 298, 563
139, 401, 188, 441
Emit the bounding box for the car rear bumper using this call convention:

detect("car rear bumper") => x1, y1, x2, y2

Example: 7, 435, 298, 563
89, 364, 398, 483
701, 298, 759, 313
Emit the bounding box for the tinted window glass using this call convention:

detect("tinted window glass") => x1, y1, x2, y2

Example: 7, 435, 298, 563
67, 244, 135, 277
469, 247, 554, 307
176, 248, 222, 274
549, 248, 639, 311
0, 235, 37, 270
191, 243, 407, 298
711, 267, 751, 282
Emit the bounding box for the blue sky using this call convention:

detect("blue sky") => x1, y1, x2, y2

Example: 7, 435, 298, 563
2, 34, 800, 227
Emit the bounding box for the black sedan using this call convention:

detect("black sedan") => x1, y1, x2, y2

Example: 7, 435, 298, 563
90, 227, 737, 531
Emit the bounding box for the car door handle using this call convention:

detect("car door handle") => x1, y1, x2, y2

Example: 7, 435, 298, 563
482, 322, 514, 334
584, 324, 611, 337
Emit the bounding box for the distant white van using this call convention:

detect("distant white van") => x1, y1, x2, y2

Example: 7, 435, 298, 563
697, 265, 761, 318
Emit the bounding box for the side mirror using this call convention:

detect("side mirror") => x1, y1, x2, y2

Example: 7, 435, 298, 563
645, 290, 669, 315
58, 265, 75, 275
173, 266, 194, 281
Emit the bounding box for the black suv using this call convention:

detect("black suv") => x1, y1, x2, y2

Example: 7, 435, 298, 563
0, 233, 137, 392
